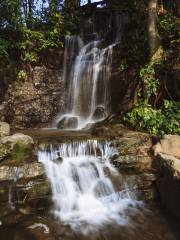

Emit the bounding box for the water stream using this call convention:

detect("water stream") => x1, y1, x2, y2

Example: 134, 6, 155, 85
54, 37, 113, 130
38, 140, 143, 234
1, 134, 180, 240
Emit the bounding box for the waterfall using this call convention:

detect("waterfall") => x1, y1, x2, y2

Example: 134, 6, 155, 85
54, 36, 113, 130
38, 140, 141, 234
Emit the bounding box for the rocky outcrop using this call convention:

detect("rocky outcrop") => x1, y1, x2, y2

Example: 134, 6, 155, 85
93, 123, 156, 202
0, 133, 34, 162
1, 49, 64, 129
0, 131, 50, 225
153, 135, 180, 219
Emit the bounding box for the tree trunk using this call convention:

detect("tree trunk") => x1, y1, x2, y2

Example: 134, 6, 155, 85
148, 0, 158, 58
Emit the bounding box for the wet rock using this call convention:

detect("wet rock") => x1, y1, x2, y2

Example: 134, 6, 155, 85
0, 122, 10, 138
53, 156, 63, 164
94, 124, 156, 202
113, 155, 152, 173
22, 180, 51, 201
92, 106, 105, 119
121, 173, 156, 202
57, 117, 78, 129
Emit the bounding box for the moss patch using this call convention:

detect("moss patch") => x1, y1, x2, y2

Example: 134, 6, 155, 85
10, 142, 33, 162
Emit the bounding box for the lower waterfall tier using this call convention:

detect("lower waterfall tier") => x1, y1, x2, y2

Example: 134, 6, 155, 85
38, 140, 143, 233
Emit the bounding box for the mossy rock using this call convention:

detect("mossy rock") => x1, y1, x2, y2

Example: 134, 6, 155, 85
0, 133, 34, 162
10, 141, 33, 162
0, 144, 11, 161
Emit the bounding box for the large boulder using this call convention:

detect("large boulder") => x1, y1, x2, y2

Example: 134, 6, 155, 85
0, 133, 34, 162
0, 122, 10, 138
57, 116, 78, 129
153, 135, 180, 159
1, 133, 34, 146
153, 153, 180, 220
153, 135, 180, 220
92, 106, 105, 120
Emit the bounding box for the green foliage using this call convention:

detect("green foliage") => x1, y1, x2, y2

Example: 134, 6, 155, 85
157, 13, 179, 63
20, 26, 63, 65
0, 1, 69, 64
140, 65, 159, 101
11, 142, 33, 161
0, 39, 9, 58
119, 60, 128, 71
162, 100, 180, 134
124, 100, 180, 135
24, 52, 37, 63
124, 11, 180, 136
17, 70, 27, 81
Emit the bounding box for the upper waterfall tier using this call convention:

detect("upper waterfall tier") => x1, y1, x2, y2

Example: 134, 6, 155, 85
53, 36, 113, 130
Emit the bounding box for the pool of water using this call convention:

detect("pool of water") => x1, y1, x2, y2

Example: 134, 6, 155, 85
0, 208, 180, 240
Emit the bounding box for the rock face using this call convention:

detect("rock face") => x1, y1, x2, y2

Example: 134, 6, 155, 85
0, 132, 50, 225
115, 133, 155, 202
153, 135, 180, 220
93, 123, 156, 202
1, 49, 65, 129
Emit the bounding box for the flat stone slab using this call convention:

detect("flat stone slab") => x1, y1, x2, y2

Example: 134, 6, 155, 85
0, 162, 44, 181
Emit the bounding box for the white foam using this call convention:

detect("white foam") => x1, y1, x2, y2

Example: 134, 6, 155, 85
38, 140, 141, 234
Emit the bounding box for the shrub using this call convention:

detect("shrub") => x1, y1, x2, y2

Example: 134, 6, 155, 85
124, 100, 180, 135
140, 65, 159, 101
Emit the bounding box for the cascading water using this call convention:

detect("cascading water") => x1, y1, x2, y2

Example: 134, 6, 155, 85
54, 36, 113, 130
38, 140, 142, 234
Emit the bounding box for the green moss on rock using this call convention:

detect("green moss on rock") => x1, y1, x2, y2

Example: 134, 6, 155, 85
10, 141, 33, 162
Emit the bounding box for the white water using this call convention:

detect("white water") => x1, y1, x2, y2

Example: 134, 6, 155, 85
38, 140, 142, 234
54, 36, 113, 129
